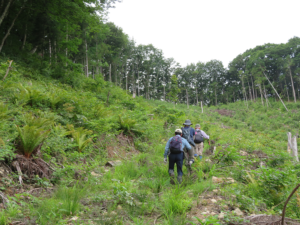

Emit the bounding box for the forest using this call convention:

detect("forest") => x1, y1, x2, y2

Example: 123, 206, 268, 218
1, 0, 300, 106
1, 0, 300, 225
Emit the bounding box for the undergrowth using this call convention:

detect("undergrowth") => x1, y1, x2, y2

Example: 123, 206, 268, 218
0, 59, 300, 224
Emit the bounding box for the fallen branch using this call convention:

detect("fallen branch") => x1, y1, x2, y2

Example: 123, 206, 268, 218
3, 60, 13, 81
154, 214, 163, 225
282, 183, 300, 225
262, 69, 288, 112
0, 190, 9, 209
12, 161, 23, 186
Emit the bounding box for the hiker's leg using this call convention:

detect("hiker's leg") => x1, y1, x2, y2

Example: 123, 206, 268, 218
175, 152, 184, 184
168, 154, 176, 184
188, 146, 194, 162
198, 142, 204, 160
195, 143, 200, 159
184, 147, 192, 173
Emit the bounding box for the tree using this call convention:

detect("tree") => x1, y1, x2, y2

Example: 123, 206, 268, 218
167, 75, 180, 108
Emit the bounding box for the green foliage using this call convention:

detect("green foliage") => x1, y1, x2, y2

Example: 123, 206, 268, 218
0, 102, 9, 119
70, 126, 93, 153
117, 114, 138, 134
16, 125, 51, 158
167, 75, 181, 105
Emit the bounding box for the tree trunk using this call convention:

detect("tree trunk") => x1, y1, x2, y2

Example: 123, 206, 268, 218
258, 84, 264, 106
66, 25, 68, 67
21, 23, 27, 50
263, 83, 271, 107
201, 101, 203, 113
54, 40, 57, 64
85, 37, 88, 77
49, 39, 51, 65
109, 64, 111, 82
285, 78, 289, 102
137, 65, 140, 97
0, 3, 24, 52
186, 88, 189, 109
287, 132, 299, 162
215, 86, 217, 106
288, 66, 296, 103
241, 77, 248, 108
126, 69, 128, 91
287, 132, 292, 154
196, 86, 199, 105
247, 80, 252, 101
262, 70, 288, 111
0, 0, 13, 27
251, 75, 255, 101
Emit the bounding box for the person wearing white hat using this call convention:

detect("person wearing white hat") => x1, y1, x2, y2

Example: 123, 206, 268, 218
194, 124, 210, 160
164, 129, 192, 184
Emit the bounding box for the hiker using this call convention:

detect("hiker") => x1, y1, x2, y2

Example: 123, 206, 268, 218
181, 119, 196, 173
164, 129, 192, 184
194, 124, 210, 160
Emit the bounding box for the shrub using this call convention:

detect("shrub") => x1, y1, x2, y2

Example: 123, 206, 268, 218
16, 125, 51, 158
70, 127, 93, 153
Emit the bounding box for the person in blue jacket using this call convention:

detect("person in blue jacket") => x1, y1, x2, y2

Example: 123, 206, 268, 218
164, 129, 192, 184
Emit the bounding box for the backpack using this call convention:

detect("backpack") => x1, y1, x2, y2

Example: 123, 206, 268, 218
181, 127, 192, 143
169, 136, 182, 154
194, 130, 204, 143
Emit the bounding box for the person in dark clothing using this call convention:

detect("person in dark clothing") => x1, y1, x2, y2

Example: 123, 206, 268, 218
181, 119, 195, 174
164, 129, 192, 184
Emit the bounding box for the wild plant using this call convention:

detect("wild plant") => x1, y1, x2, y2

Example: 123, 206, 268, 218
16, 125, 51, 158
189, 215, 221, 225
22, 112, 54, 128
70, 127, 93, 153
0, 102, 9, 119
55, 185, 83, 216
118, 114, 138, 134
48, 92, 64, 109
160, 185, 192, 216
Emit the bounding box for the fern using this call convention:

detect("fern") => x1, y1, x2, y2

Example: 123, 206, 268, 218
118, 115, 137, 133
22, 112, 54, 128
16, 125, 50, 158
48, 92, 63, 109
71, 127, 93, 153
0, 102, 9, 119
53, 123, 71, 137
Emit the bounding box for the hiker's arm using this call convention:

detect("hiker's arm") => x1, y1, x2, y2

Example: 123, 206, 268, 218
183, 139, 192, 150
164, 138, 171, 158
201, 130, 210, 139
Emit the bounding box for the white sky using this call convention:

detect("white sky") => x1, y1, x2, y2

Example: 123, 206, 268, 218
108, 0, 300, 68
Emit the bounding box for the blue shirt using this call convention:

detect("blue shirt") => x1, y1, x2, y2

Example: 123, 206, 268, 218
164, 135, 191, 158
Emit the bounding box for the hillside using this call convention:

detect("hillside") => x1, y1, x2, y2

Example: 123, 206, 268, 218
0, 59, 299, 225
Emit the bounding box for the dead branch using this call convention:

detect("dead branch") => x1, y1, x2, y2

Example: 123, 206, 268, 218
12, 161, 23, 186
154, 214, 163, 225
0, 190, 9, 209
282, 184, 300, 225
3, 60, 13, 81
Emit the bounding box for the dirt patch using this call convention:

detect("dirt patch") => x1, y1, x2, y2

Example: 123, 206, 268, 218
204, 140, 216, 156
252, 150, 268, 159
104, 133, 139, 159
214, 109, 235, 117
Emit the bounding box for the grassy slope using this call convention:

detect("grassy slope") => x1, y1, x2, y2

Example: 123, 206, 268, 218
0, 60, 299, 224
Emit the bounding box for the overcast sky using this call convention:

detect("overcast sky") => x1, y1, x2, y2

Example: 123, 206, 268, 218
108, 0, 300, 68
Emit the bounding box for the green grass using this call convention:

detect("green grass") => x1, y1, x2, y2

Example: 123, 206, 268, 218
1, 59, 300, 224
